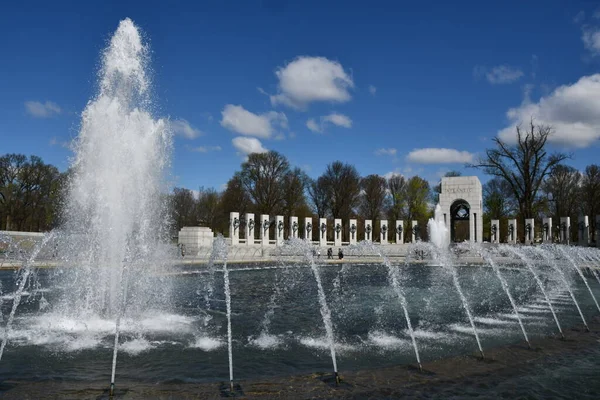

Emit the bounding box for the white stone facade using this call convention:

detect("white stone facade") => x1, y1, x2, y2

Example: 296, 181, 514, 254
380, 219, 388, 244
349, 219, 358, 244
275, 215, 284, 246
245, 213, 255, 246
507, 219, 517, 244
364, 220, 373, 242
490, 219, 499, 243
542, 217, 552, 243
319, 218, 327, 246
178, 226, 214, 255
578, 215, 589, 246
439, 176, 483, 243
229, 212, 240, 246
260, 214, 270, 246
411, 220, 419, 242
524, 218, 535, 245
395, 220, 404, 243
334, 218, 342, 246
289, 216, 299, 239
304, 217, 313, 241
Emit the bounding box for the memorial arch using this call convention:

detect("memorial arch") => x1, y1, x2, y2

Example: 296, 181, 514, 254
439, 176, 483, 243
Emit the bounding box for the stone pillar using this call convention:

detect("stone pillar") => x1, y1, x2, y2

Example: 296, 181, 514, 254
380, 220, 388, 244
289, 216, 299, 239
365, 220, 373, 242
578, 215, 589, 246
542, 217, 552, 243
507, 219, 517, 244
275, 215, 284, 246
260, 214, 270, 246
560, 217, 570, 244
229, 212, 240, 246
333, 218, 342, 247
245, 213, 255, 246
349, 219, 358, 245
411, 220, 419, 243
304, 217, 313, 241
490, 219, 499, 244
395, 220, 404, 244
319, 218, 327, 247
524, 218, 534, 245
178, 226, 214, 255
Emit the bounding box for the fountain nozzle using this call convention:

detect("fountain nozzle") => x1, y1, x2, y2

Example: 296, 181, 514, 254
230, 380, 234, 393
418, 363, 423, 373
334, 371, 340, 385
109, 382, 115, 397
479, 350, 485, 360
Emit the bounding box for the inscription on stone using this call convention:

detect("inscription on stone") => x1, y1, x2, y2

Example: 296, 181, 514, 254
446, 187, 473, 194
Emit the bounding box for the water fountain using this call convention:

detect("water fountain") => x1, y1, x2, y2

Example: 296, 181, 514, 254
2, 17, 600, 399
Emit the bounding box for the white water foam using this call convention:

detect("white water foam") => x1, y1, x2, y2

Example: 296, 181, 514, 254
120, 337, 155, 355
248, 332, 283, 350
368, 331, 411, 350
189, 336, 223, 351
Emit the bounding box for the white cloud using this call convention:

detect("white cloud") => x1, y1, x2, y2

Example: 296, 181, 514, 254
375, 148, 397, 156
232, 137, 268, 155
369, 85, 377, 95
407, 148, 475, 164
220, 104, 287, 138
498, 73, 600, 148
24, 101, 61, 118
270, 56, 354, 109
306, 113, 352, 133
474, 65, 524, 85
582, 27, 600, 56
306, 118, 321, 132
188, 145, 221, 153
171, 119, 202, 139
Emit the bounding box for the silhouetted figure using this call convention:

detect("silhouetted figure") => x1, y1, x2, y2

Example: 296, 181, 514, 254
338, 248, 344, 260
327, 247, 333, 259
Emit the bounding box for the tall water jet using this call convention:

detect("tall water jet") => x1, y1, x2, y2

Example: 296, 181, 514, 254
362, 242, 422, 372
427, 205, 484, 358
289, 238, 339, 383
558, 247, 600, 313
53, 18, 172, 395
502, 246, 564, 339
472, 244, 531, 349
534, 247, 589, 331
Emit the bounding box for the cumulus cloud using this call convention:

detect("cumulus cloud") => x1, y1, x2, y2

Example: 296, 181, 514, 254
498, 74, 600, 148
171, 119, 202, 139
232, 137, 268, 155
369, 85, 377, 95
582, 27, 600, 56
407, 148, 475, 164
474, 65, 524, 85
24, 101, 61, 118
375, 148, 397, 156
220, 104, 287, 138
270, 56, 354, 109
306, 113, 352, 133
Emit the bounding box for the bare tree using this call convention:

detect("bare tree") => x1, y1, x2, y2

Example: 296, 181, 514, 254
483, 177, 516, 219
543, 165, 581, 222
196, 187, 221, 231
387, 174, 406, 222
469, 121, 569, 234
308, 176, 329, 218
281, 167, 309, 218
581, 164, 600, 242
359, 174, 388, 222
240, 151, 290, 215
321, 161, 361, 221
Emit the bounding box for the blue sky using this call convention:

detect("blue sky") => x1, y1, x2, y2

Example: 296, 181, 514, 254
1, 0, 600, 191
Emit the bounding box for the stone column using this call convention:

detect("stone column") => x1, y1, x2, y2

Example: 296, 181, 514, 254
245, 213, 255, 246
524, 218, 534, 245
490, 219, 499, 244
507, 219, 517, 244
289, 216, 299, 239
365, 220, 373, 242
319, 218, 327, 247
304, 217, 313, 241
411, 220, 419, 243
560, 217, 570, 244
275, 215, 284, 246
395, 220, 404, 244
542, 217, 552, 243
260, 214, 270, 246
349, 219, 358, 245
334, 218, 342, 247
578, 215, 589, 246
380, 220, 388, 244
229, 212, 240, 246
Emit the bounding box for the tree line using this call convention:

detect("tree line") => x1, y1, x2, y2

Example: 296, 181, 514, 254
3, 121, 599, 244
